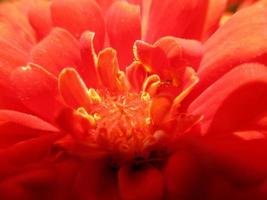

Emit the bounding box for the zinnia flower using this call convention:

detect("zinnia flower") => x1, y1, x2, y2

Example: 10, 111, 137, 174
0, 0, 267, 200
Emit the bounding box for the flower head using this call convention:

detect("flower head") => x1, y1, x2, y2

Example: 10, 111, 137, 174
0, 0, 267, 200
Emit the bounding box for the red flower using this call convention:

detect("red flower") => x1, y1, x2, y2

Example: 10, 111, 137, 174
0, 0, 267, 200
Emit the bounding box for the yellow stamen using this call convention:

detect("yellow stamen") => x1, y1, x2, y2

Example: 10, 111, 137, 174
75, 107, 96, 127
142, 74, 161, 96
88, 88, 102, 104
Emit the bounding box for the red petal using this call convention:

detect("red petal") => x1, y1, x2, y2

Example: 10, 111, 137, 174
144, 0, 208, 42
73, 160, 120, 200
51, 0, 105, 50
28, 0, 52, 40
51, 160, 81, 200
189, 63, 267, 136
107, 1, 141, 68
0, 110, 58, 149
0, 3, 36, 46
96, 0, 116, 14
0, 20, 32, 104
0, 22, 29, 104
127, 0, 141, 5
126, 61, 147, 91
202, 0, 227, 41
58, 68, 91, 110
197, 3, 267, 95
0, 169, 54, 200
163, 151, 200, 200
154, 36, 203, 70
0, 18, 32, 95
118, 165, 164, 200
191, 137, 267, 186
134, 40, 169, 77
0, 109, 58, 132
0, 159, 79, 200
206, 176, 263, 200
134, 39, 200, 95
79, 31, 99, 87
30, 27, 83, 76
0, 22, 29, 72
97, 48, 129, 92
0, 125, 52, 150
11, 64, 64, 122
0, 21, 33, 54
0, 134, 58, 178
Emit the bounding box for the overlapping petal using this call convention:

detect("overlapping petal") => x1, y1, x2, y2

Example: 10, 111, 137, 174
73, 160, 120, 200
196, 2, 267, 96
28, 0, 52, 40
202, 0, 227, 41
189, 63, 267, 136
11, 63, 64, 122
0, 0, 265, 199
119, 165, 164, 200
144, 0, 208, 42
30, 28, 83, 76
106, 1, 141, 67
51, 0, 105, 50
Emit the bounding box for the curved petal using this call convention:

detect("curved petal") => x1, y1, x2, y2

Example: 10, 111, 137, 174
205, 171, 264, 200
202, 0, 227, 41
0, 18, 32, 86
0, 169, 54, 200
0, 159, 79, 200
51, 0, 105, 50
58, 68, 91, 110
0, 109, 58, 132
154, 36, 203, 70
189, 63, 267, 136
96, 0, 116, 15
126, 61, 147, 91
0, 3, 36, 46
28, 0, 52, 40
0, 109, 58, 149
0, 21, 33, 54
50, 159, 81, 200
163, 151, 200, 200
134, 39, 199, 98
106, 1, 141, 68
0, 134, 58, 179
134, 37, 203, 75
144, 0, 208, 42
0, 22, 29, 80
30, 27, 83, 76
0, 23, 29, 111
127, 0, 141, 4
0, 88, 28, 114
97, 48, 129, 92
134, 40, 169, 77
11, 63, 64, 122
0, 125, 53, 150
197, 3, 267, 96
73, 160, 120, 200
118, 165, 164, 200
79, 31, 99, 87
190, 137, 267, 187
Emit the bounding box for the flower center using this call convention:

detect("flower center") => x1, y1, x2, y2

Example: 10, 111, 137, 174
55, 64, 201, 166
92, 92, 153, 152
80, 91, 170, 163
56, 89, 177, 166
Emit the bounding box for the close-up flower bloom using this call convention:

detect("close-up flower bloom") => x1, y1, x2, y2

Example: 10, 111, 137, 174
0, 0, 267, 199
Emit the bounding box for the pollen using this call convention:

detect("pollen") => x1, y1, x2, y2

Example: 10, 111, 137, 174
90, 92, 155, 158
21, 65, 32, 71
